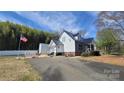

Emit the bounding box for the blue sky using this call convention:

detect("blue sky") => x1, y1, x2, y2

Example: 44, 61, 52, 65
0, 11, 98, 38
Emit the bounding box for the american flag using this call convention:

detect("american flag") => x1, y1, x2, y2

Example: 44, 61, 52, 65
20, 35, 28, 42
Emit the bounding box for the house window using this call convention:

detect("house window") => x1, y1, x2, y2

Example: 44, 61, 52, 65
75, 36, 78, 40
78, 44, 82, 50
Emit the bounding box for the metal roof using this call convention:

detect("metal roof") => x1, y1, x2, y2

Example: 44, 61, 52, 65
52, 39, 63, 45
63, 30, 94, 43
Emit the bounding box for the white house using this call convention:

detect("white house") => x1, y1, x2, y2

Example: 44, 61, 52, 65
48, 30, 96, 56
48, 40, 64, 55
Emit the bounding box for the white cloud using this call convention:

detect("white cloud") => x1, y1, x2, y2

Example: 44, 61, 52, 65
0, 11, 97, 37
15, 11, 83, 33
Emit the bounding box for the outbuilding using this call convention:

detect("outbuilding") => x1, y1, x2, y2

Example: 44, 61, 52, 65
39, 43, 49, 54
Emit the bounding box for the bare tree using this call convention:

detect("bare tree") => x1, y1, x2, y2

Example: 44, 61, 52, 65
96, 11, 124, 54
96, 11, 124, 34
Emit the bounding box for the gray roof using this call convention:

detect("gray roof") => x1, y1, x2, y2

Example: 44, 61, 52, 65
80, 38, 94, 43
53, 39, 63, 45
63, 30, 94, 43
63, 30, 75, 40
51, 30, 94, 45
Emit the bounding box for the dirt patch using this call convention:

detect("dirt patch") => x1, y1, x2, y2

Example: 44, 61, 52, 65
80, 55, 124, 67
0, 56, 41, 80
38, 55, 49, 58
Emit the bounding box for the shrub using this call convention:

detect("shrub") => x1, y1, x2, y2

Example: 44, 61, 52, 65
90, 51, 101, 56
81, 52, 90, 57
81, 51, 101, 57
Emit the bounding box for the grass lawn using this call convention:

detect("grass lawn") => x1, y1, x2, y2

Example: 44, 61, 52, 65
0, 56, 41, 81
81, 55, 124, 66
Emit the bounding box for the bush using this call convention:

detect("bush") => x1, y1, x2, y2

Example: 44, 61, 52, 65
48, 52, 54, 56
90, 51, 101, 56
81, 51, 101, 57
81, 52, 90, 57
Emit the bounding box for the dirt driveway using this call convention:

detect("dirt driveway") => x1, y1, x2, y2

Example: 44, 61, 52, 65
28, 56, 124, 81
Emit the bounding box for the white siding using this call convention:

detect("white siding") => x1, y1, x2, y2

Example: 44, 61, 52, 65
56, 45, 64, 53
59, 32, 75, 52
39, 43, 49, 54
48, 40, 56, 54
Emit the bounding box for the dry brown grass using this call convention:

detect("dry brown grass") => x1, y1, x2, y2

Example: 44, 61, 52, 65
0, 56, 41, 81
81, 55, 124, 66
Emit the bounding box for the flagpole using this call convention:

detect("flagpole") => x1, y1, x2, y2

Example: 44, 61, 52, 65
18, 34, 22, 58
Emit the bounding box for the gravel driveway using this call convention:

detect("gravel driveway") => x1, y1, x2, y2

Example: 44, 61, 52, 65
28, 56, 124, 81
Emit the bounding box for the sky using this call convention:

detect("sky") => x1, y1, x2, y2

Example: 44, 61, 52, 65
0, 11, 98, 38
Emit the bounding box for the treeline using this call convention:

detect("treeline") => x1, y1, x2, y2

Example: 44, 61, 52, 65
0, 21, 55, 50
